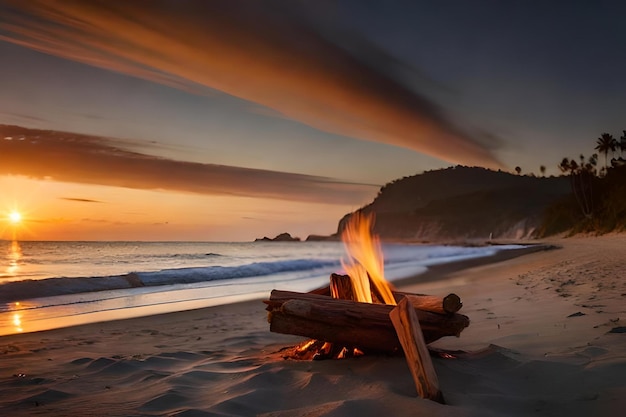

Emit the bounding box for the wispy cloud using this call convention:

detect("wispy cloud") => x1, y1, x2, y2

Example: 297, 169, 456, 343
0, 125, 377, 204
0, 0, 503, 168
60, 197, 105, 203
0, 111, 49, 123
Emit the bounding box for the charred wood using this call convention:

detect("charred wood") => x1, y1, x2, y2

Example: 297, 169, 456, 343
265, 290, 469, 352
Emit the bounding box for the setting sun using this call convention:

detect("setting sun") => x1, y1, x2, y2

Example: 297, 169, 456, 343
9, 211, 22, 224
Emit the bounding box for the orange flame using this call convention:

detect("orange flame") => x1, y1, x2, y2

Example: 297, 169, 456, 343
341, 212, 396, 305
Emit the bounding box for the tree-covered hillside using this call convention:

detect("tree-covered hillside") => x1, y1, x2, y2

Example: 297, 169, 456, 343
337, 166, 570, 241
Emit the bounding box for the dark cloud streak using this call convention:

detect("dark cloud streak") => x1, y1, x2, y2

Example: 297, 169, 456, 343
60, 197, 105, 203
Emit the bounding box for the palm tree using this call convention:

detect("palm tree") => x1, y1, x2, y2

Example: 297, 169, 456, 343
594, 133, 618, 168
620, 130, 626, 157
586, 154, 598, 176
558, 156, 594, 218
558, 157, 576, 174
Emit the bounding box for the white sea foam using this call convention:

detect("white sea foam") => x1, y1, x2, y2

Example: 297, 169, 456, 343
0, 241, 526, 335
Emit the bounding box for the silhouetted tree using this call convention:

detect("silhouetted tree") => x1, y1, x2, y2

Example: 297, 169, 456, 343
559, 157, 576, 174
515, 166, 521, 175
620, 130, 626, 157
539, 165, 546, 177
588, 153, 599, 174
558, 155, 596, 218
595, 133, 618, 168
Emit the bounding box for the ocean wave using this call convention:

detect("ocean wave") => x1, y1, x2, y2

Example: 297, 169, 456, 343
0, 258, 340, 306
0, 244, 527, 307
135, 258, 340, 286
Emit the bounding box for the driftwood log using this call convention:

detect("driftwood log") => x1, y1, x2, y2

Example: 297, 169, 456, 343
390, 298, 444, 403
395, 292, 462, 316
265, 290, 470, 353
310, 282, 462, 316
329, 273, 356, 301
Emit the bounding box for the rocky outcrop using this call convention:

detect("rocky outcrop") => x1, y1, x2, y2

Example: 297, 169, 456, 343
305, 234, 339, 242
255, 232, 301, 242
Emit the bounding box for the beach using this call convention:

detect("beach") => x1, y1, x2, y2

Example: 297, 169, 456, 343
1, 234, 625, 416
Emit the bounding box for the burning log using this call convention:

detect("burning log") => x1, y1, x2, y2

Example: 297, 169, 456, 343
311, 283, 462, 316
390, 298, 444, 403
329, 273, 355, 301
266, 213, 466, 402
265, 290, 470, 353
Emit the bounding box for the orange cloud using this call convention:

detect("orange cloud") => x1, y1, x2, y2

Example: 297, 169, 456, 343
0, 125, 376, 204
0, 0, 503, 169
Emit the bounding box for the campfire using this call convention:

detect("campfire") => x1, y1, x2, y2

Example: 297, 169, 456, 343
264, 212, 469, 402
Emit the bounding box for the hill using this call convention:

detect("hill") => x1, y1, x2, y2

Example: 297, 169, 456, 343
335, 166, 570, 241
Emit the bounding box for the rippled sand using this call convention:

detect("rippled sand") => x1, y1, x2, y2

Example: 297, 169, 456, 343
1, 235, 625, 416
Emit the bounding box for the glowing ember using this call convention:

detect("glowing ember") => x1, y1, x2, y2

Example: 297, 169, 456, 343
341, 212, 396, 305
295, 339, 317, 354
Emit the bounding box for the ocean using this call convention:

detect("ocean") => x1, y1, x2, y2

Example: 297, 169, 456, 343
0, 240, 523, 336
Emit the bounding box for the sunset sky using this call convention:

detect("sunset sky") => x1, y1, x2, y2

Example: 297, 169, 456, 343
1, 0, 625, 241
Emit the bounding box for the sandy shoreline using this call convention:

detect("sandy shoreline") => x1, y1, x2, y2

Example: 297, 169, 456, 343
1, 235, 625, 416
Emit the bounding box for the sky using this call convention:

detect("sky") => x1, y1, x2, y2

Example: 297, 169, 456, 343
1, 0, 625, 241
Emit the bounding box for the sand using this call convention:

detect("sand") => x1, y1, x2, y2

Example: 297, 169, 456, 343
1, 235, 625, 416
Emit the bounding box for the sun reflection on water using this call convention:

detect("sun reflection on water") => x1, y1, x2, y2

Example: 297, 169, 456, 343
12, 312, 23, 332
5, 240, 22, 277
